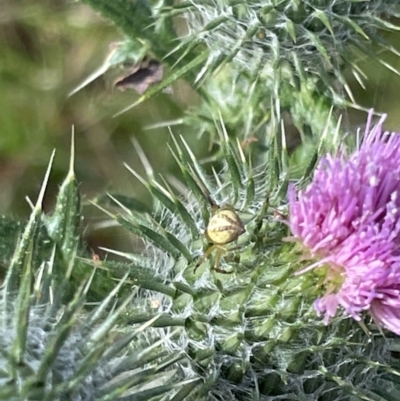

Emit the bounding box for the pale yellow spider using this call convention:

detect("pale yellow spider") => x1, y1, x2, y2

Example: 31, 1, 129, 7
194, 207, 245, 274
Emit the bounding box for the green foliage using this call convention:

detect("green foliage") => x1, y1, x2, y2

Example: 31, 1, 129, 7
80, 0, 400, 139
0, 149, 185, 401
3, 130, 400, 400
98, 131, 400, 400
3, 1, 400, 401
0, 216, 23, 280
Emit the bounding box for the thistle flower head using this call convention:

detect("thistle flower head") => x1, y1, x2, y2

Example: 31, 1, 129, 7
289, 111, 400, 334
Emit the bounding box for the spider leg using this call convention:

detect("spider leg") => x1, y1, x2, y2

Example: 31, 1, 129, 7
212, 247, 233, 274
194, 244, 218, 273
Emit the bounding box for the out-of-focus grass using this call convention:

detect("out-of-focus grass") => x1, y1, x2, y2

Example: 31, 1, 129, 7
1, 2, 399, 253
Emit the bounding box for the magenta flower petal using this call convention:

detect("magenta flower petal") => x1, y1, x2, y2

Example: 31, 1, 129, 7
289, 111, 400, 334
370, 297, 400, 334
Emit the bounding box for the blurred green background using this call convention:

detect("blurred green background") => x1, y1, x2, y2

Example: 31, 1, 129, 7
1, 1, 400, 251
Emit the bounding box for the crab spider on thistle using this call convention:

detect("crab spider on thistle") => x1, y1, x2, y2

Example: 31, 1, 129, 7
195, 206, 246, 274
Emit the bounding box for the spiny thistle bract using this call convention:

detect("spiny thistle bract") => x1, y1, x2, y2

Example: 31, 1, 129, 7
99, 125, 400, 401
179, 0, 400, 90
0, 147, 184, 401
80, 0, 399, 135
167, 0, 400, 135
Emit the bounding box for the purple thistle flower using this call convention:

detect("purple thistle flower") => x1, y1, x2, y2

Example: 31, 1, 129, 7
289, 111, 400, 334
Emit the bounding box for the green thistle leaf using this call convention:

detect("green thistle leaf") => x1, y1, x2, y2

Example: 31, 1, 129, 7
44, 137, 81, 268
0, 152, 184, 401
